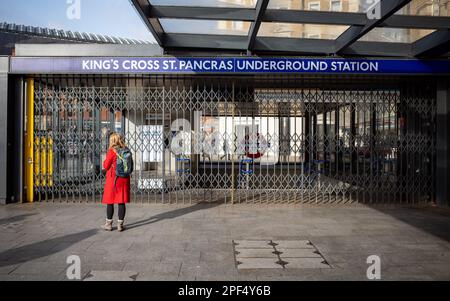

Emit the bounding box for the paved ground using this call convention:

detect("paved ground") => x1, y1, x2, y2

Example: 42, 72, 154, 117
0, 202, 449, 281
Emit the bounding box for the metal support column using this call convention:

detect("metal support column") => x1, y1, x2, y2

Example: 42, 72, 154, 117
436, 79, 450, 207
25, 78, 34, 203
11, 77, 25, 203
0, 57, 8, 204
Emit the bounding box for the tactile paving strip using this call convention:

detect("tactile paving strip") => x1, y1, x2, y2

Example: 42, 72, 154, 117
233, 239, 331, 270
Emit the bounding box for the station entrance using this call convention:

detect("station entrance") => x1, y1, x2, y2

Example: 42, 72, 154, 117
30, 75, 436, 204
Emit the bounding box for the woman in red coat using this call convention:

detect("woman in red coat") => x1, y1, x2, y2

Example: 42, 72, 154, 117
101, 132, 130, 232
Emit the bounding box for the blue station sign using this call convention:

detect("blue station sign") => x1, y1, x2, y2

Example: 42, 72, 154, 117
10, 57, 450, 74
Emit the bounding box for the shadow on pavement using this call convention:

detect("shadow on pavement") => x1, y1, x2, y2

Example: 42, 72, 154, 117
347, 191, 450, 242
125, 201, 221, 230
0, 229, 98, 267
367, 205, 450, 242
0, 214, 37, 226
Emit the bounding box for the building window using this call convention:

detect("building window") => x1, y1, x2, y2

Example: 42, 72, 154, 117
330, 0, 342, 12
308, 1, 321, 11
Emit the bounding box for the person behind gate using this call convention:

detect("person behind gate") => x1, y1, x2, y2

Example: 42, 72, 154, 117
101, 132, 133, 232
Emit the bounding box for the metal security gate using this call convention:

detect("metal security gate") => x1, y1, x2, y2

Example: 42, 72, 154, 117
30, 75, 436, 204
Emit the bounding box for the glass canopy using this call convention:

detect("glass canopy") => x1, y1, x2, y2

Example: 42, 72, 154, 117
135, 0, 450, 57
359, 28, 435, 43
268, 0, 371, 12
150, 0, 258, 8
258, 23, 350, 39
161, 19, 250, 36
395, 0, 449, 17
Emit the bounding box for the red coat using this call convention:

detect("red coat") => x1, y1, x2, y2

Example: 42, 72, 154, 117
102, 148, 130, 204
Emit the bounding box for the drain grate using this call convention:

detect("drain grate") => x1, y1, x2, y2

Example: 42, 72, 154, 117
233, 239, 331, 270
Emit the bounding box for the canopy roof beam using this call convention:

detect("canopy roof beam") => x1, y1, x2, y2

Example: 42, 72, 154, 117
165, 33, 411, 57
247, 0, 270, 54
413, 30, 450, 57
131, 0, 165, 46
148, 5, 450, 30
334, 0, 412, 53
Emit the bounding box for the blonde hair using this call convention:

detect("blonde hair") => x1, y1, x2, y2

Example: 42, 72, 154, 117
109, 132, 126, 149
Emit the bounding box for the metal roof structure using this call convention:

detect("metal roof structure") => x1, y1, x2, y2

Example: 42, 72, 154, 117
131, 0, 450, 57
0, 22, 154, 45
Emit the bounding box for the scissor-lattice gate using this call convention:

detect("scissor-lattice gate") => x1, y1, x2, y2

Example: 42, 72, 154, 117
31, 75, 436, 204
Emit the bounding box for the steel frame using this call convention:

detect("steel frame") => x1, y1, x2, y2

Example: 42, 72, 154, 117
132, 0, 450, 57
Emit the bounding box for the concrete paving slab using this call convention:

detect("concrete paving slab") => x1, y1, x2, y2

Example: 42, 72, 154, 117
284, 258, 331, 269
277, 248, 322, 258
119, 251, 164, 262
233, 240, 273, 249
9, 260, 67, 276
199, 251, 235, 263
274, 240, 314, 249
80, 262, 127, 274
237, 258, 283, 269
1, 273, 64, 281
256, 274, 324, 281
235, 274, 258, 281
235, 248, 278, 258
135, 272, 178, 281
0, 262, 21, 274
83, 270, 138, 281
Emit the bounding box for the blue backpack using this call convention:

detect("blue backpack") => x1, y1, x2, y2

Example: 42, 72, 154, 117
115, 147, 134, 179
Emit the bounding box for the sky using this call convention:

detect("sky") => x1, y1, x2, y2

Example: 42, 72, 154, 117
0, 0, 156, 42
